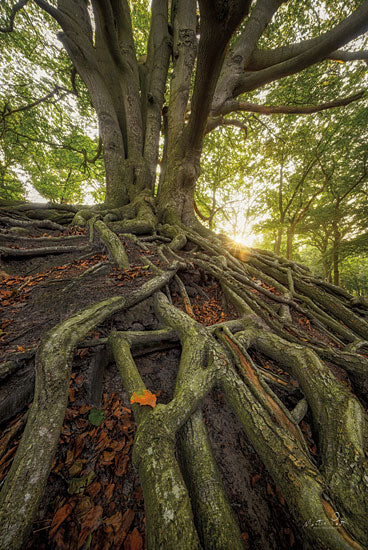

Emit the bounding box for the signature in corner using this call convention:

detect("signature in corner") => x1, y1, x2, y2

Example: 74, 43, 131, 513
304, 512, 347, 530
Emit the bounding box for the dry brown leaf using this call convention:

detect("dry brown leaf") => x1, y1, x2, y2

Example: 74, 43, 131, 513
124, 528, 143, 550
50, 501, 76, 538
86, 481, 101, 499
77, 505, 103, 548
105, 511, 123, 532
113, 509, 135, 546
74, 433, 88, 459
115, 454, 129, 476
105, 483, 115, 501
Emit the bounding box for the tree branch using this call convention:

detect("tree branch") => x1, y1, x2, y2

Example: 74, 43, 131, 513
33, 0, 68, 29
217, 90, 365, 117
328, 50, 368, 64
235, 1, 368, 95
0, 0, 29, 32
206, 116, 250, 134
143, 0, 171, 175
212, 0, 284, 112
166, 0, 197, 140
1, 85, 77, 120
185, 0, 252, 151
248, 46, 368, 71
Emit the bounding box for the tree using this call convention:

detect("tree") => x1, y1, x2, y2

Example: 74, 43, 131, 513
1, 2, 368, 550
295, 105, 368, 284
251, 116, 335, 258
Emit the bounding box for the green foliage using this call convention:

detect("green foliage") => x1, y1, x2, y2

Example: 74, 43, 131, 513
88, 408, 105, 427
0, 3, 104, 203
340, 256, 368, 295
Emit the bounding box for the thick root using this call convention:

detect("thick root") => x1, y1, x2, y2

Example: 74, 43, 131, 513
93, 219, 130, 268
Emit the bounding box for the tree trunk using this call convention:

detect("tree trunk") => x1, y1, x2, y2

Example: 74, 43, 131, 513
274, 226, 283, 255
286, 226, 295, 260
332, 219, 341, 286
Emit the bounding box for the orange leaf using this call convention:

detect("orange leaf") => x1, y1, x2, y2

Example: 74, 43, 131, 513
99, 450, 115, 465
130, 390, 156, 408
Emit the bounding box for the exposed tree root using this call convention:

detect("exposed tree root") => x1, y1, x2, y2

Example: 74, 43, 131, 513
0, 214, 65, 231
0, 244, 93, 259
91, 219, 130, 269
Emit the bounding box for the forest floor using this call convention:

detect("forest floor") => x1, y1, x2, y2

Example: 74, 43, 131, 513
0, 222, 354, 550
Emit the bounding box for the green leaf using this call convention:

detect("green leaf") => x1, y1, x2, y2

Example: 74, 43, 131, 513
88, 408, 105, 426
67, 471, 95, 495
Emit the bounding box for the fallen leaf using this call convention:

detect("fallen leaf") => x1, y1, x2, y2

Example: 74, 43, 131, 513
105, 483, 115, 501
124, 528, 143, 550
74, 433, 88, 458
77, 505, 103, 548
110, 440, 125, 452
88, 408, 105, 426
50, 501, 76, 538
69, 387, 76, 402
69, 459, 84, 478
77, 348, 89, 358
86, 481, 101, 499
275, 485, 285, 505
251, 474, 261, 488
115, 454, 129, 476
105, 511, 123, 532
113, 509, 135, 546
242, 532, 249, 549
99, 450, 115, 465
130, 390, 156, 408
75, 496, 93, 521
68, 471, 96, 495
65, 449, 74, 467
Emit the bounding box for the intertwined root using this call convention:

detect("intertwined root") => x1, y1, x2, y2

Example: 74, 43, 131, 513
0, 267, 179, 550
0, 211, 367, 550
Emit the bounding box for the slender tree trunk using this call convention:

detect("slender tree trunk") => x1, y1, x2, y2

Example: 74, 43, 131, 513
322, 257, 332, 282
274, 226, 283, 255
332, 234, 340, 286
286, 226, 295, 260
332, 212, 341, 286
